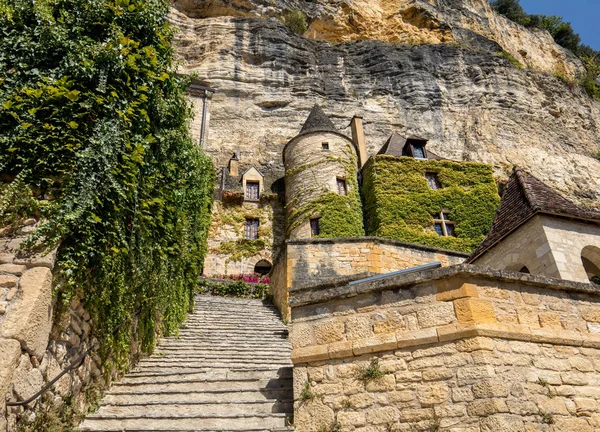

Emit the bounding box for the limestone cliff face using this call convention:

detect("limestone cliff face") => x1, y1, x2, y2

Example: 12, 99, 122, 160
170, 0, 600, 208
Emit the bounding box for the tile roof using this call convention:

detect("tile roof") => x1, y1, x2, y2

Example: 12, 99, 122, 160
300, 105, 336, 134
377, 133, 444, 160
469, 167, 600, 263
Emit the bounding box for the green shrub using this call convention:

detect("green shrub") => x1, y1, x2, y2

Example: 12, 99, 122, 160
357, 359, 386, 382
0, 0, 215, 366
199, 280, 270, 299
497, 51, 523, 69
300, 381, 315, 401
283, 9, 307, 35
591, 276, 600, 285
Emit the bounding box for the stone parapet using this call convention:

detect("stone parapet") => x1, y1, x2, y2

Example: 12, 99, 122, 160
271, 237, 467, 320
289, 264, 600, 431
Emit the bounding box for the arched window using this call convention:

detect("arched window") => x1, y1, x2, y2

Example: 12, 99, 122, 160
581, 246, 600, 284
254, 260, 272, 276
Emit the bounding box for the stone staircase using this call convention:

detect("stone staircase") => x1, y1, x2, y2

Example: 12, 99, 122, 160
78, 295, 294, 432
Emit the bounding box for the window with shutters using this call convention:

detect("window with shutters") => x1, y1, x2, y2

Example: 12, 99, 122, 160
245, 181, 259, 200
432, 211, 456, 237
244, 218, 260, 240
336, 178, 347, 196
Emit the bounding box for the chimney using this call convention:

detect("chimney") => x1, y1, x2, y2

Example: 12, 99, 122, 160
351, 115, 368, 167
229, 152, 239, 176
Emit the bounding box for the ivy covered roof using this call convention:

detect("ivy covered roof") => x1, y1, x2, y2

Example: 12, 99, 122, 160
300, 105, 336, 134
469, 167, 600, 262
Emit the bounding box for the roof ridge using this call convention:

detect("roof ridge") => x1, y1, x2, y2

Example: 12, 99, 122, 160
513, 167, 538, 211
300, 105, 336, 134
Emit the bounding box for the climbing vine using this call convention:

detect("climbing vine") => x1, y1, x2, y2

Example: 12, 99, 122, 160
286, 143, 365, 238
0, 0, 215, 368
362, 156, 499, 252
210, 200, 273, 263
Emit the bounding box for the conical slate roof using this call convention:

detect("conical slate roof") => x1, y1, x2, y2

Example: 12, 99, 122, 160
469, 167, 600, 263
300, 105, 336, 134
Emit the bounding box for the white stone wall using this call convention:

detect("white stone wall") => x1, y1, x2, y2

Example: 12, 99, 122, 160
542, 216, 600, 283
474, 215, 600, 284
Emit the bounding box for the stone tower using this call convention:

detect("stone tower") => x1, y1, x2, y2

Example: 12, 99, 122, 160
283, 105, 364, 240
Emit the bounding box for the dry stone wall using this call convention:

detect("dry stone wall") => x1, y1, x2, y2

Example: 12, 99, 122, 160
0, 228, 119, 431
289, 265, 600, 431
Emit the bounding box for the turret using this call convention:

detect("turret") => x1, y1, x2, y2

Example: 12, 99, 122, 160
283, 105, 364, 239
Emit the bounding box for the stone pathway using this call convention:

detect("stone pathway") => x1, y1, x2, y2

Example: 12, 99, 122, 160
78, 295, 294, 431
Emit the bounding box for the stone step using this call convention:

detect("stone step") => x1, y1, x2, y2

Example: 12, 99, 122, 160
102, 388, 292, 405
96, 400, 293, 416
121, 369, 293, 384
78, 295, 294, 431
110, 378, 291, 393
79, 413, 290, 430
136, 358, 291, 368
151, 350, 291, 359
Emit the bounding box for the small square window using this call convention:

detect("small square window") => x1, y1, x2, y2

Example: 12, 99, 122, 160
310, 218, 321, 237
322, 142, 329, 151
432, 211, 456, 237
245, 181, 259, 200
425, 172, 442, 190
412, 144, 426, 159
336, 178, 347, 196
244, 218, 259, 240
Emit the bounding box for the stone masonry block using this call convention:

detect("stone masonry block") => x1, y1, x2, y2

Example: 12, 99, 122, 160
416, 302, 456, 328
454, 298, 496, 324
353, 333, 397, 356
436, 281, 479, 302
1, 267, 53, 357
291, 345, 328, 364
0, 338, 21, 403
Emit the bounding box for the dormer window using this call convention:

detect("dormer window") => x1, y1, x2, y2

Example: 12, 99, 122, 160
425, 172, 442, 190
433, 211, 456, 237
245, 181, 259, 200
322, 142, 329, 151
409, 139, 427, 159
336, 178, 347, 196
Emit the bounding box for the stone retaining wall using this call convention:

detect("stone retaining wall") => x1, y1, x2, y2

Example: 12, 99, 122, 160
289, 264, 600, 431
0, 228, 115, 431
271, 237, 467, 320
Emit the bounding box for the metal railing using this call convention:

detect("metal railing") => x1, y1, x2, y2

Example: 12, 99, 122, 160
6, 306, 142, 407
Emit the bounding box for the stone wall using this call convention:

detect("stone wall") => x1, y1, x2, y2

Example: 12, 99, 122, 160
271, 237, 467, 319
474, 215, 600, 283
204, 199, 283, 276
289, 264, 600, 431
284, 131, 361, 240
0, 228, 118, 431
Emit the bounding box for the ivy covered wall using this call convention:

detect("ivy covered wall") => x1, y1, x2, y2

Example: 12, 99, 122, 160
0, 0, 215, 373
284, 133, 364, 239
361, 156, 500, 252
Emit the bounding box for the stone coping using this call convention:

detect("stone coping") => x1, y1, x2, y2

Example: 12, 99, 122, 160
291, 321, 600, 364
285, 236, 470, 258
289, 264, 600, 308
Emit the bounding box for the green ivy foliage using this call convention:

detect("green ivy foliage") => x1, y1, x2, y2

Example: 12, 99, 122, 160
286, 144, 365, 238
362, 156, 500, 252
0, 0, 214, 367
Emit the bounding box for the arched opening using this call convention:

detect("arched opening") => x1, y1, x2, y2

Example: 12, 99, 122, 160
519, 266, 530, 274
581, 246, 600, 285
254, 260, 272, 276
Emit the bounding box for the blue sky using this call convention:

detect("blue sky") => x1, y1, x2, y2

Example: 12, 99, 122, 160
519, 0, 600, 50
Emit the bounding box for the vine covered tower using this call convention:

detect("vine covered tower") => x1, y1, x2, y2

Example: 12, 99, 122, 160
283, 105, 365, 240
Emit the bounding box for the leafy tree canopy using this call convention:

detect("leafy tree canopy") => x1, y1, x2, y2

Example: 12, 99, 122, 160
0, 0, 214, 365
490, 0, 600, 99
